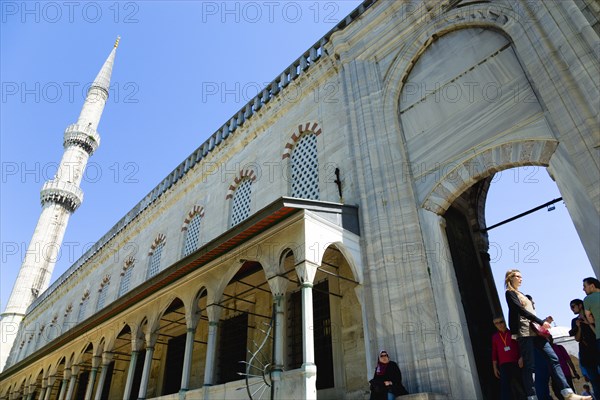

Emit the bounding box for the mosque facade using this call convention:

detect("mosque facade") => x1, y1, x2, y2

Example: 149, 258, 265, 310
1, 0, 598, 399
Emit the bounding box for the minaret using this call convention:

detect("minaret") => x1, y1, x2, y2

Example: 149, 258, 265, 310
0, 38, 119, 371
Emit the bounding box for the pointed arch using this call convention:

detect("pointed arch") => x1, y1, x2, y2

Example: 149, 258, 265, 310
226, 170, 257, 227
281, 122, 322, 159
422, 139, 558, 214
224, 169, 257, 200
181, 205, 205, 230
148, 233, 167, 255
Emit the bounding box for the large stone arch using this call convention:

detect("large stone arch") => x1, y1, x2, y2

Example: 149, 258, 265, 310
382, 2, 599, 273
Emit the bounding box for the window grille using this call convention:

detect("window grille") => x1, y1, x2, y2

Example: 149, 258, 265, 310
218, 313, 249, 383
119, 265, 133, 297
230, 179, 252, 227
183, 213, 202, 257
77, 296, 89, 323
147, 242, 165, 278
97, 283, 109, 311
62, 305, 73, 332
291, 133, 319, 199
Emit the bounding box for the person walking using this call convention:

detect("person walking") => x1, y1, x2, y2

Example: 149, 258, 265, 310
504, 269, 591, 400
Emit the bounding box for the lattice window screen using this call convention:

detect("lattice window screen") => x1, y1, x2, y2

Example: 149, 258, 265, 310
96, 284, 109, 311
183, 214, 202, 257
291, 133, 319, 199
119, 266, 133, 297
77, 297, 89, 323
147, 242, 165, 279
62, 308, 72, 332
230, 179, 252, 227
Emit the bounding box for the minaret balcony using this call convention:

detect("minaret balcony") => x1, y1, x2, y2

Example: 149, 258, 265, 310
64, 124, 101, 155
40, 179, 84, 212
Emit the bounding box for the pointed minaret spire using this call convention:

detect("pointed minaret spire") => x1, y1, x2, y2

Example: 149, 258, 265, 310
91, 36, 119, 95
0, 39, 119, 372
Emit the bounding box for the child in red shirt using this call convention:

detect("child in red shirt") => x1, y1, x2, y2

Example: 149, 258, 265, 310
492, 317, 526, 400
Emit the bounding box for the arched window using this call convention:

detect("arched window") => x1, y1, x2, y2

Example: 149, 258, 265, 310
230, 178, 252, 227
96, 276, 111, 311
291, 133, 319, 199
119, 257, 135, 297
147, 235, 166, 279
62, 304, 73, 332
77, 292, 90, 323
182, 207, 204, 257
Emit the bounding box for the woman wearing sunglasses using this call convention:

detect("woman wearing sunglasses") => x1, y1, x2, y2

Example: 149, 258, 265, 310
369, 350, 408, 400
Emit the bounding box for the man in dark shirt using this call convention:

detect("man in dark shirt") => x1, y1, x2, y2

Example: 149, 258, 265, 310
569, 299, 600, 395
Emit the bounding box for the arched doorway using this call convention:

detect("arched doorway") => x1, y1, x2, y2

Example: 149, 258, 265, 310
397, 22, 598, 398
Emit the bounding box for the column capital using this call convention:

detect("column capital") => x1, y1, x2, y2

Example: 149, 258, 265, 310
91, 355, 102, 369
295, 261, 319, 286
267, 276, 289, 297
71, 365, 80, 375
145, 331, 159, 348
101, 351, 114, 365
205, 304, 223, 322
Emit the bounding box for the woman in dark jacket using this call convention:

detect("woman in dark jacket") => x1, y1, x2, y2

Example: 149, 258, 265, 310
369, 350, 408, 400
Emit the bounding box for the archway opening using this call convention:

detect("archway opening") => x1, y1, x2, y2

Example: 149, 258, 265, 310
217, 260, 272, 388
74, 343, 94, 399
398, 22, 597, 397
443, 167, 595, 398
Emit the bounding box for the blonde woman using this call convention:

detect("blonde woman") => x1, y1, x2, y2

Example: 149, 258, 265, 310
504, 269, 590, 400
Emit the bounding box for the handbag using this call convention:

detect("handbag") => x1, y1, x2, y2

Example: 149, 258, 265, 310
369, 379, 386, 394
530, 321, 551, 339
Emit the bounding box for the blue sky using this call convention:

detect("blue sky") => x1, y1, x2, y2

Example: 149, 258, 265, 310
0, 1, 594, 331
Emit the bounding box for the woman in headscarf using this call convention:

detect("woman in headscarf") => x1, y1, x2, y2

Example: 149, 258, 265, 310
369, 350, 408, 400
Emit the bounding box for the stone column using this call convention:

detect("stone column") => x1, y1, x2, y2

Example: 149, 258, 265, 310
295, 261, 318, 400
36, 381, 46, 400
43, 376, 55, 400
57, 370, 70, 400
84, 356, 101, 400
25, 384, 35, 400
203, 304, 222, 388
123, 334, 143, 400
64, 365, 80, 400
137, 332, 158, 400
180, 324, 197, 392
267, 276, 288, 397
93, 352, 114, 400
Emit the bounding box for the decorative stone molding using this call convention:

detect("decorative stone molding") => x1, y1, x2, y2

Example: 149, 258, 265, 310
148, 234, 166, 256
422, 140, 559, 215
181, 205, 205, 231
282, 122, 322, 159
40, 179, 84, 212
225, 170, 257, 200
